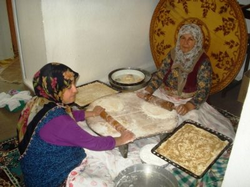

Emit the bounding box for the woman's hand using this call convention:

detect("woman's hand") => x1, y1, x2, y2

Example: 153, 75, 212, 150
136, 88, 153, 100
92, 105, 105, 116
85, 105, 105, 118
115, 130, 136, 146
174, 102, 195, 116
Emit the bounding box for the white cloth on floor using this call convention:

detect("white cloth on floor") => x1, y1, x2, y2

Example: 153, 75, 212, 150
0, 92, 11, 107
0, 91, 32, 111
66, 121, 161, 187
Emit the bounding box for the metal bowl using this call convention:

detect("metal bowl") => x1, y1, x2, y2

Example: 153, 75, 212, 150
109, 68, 151, 91
110, 68, 145, 86
114, 164, 178, 187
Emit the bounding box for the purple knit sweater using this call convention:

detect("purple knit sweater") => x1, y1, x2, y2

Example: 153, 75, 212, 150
39, 110, 116, 151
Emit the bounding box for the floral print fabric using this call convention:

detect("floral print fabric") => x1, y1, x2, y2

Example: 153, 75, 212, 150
17, 62, 79, 146
33, 62, 79, 103
148, 52, 212, 108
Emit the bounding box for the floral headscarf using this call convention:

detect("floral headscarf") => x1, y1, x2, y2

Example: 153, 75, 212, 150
17, 62, 79, 144
171, 24, 204, 95
33, 62, 79, 103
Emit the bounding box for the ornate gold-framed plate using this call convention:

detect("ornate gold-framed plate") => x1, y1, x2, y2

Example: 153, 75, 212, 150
150, 0, 248, 94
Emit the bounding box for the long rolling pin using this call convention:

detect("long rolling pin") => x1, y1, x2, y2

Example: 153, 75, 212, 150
100, 110, 128, 133
143, 94, 174, 111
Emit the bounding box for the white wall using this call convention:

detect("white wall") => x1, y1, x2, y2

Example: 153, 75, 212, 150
222, 3, 250, 185
0, 0, 14, 60
12, 0, 51, 87
13, 0, 159, 89
222, 84, 250, 187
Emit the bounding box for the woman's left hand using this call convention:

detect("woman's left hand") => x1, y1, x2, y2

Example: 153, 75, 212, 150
174, 102, 195, 116
92, 105, 105, 116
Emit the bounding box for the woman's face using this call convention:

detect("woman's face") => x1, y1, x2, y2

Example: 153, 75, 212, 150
179, 34, 196, 53
62, 83, 78, 104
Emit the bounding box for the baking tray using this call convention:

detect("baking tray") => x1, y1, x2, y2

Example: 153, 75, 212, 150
151, 119, 233, 179
74, 80, 119, 108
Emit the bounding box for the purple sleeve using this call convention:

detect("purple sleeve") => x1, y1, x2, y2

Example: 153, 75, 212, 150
72, 110, 85, 122
39, 114, 116, 151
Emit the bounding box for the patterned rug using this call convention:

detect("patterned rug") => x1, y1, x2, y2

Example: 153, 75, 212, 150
0, 137, 23, 187
214, 107, 239, 133
0, 109, 239, 187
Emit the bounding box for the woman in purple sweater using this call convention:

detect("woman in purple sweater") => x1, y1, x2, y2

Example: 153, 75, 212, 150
17, 62, 135, 187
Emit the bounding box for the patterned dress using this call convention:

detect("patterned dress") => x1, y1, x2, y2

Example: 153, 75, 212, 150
148, 52, 212, 108
147, 51, 235, 139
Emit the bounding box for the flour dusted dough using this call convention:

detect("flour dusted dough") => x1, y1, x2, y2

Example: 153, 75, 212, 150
95, 98, 124, 112
114, 74, 143, 84
86, 92, 178, 138
142, 102, 176, 119
156, 123, 229, 176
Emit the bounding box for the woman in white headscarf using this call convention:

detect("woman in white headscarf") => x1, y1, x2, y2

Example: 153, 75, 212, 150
137, 23, 235, 139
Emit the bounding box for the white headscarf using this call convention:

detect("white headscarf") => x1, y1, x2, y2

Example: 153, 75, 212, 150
171, 24, 204, 95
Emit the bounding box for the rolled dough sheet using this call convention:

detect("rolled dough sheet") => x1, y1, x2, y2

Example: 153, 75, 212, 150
86, 92, 178, 138
75, 81, 119, 107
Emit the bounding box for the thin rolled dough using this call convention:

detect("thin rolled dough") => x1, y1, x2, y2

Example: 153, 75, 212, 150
141, 102, 177, 119
96, 98, 124, 112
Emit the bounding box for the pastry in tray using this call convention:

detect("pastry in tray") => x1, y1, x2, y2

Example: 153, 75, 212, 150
152, 120, 232, 178
75, 80, 119, 107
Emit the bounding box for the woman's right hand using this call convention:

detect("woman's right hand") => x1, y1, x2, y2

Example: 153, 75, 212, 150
115, 130, 135, 146
136, 90, 146, 99
174, 102, 196, 116
136, 89, 152, 100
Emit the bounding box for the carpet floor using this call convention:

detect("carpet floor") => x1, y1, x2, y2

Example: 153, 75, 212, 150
0, 137, 23, 187
0, 58, 22, 84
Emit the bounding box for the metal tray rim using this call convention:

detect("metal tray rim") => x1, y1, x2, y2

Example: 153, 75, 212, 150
151, 119, 233, 179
